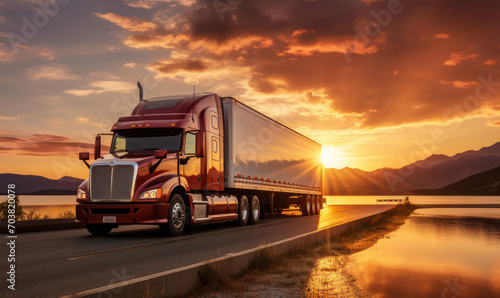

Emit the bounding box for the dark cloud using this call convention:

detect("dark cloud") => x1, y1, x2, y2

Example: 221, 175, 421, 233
0, 133, 94, 157
150, 58, 207, 74
117, 0, 500, 128
0, 136, 24, 142
189, 0, 368, 44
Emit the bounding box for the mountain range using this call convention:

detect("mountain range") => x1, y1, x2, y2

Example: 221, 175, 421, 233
324, 141, 500, 195
412, 165, 500, 195
0, 174, 84, 195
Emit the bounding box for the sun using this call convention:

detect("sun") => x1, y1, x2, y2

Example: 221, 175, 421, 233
321, 146, 346, 169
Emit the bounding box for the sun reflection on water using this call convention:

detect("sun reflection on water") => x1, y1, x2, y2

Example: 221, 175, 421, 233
306, 209, 500, 297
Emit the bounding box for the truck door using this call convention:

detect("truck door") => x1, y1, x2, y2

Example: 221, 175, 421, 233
208, 110, 222, 190
183, 132, 201, 189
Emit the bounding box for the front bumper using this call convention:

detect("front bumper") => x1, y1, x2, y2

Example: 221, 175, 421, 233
76, 202, 170, 224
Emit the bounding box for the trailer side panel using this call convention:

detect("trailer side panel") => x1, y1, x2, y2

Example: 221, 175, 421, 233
222, 98, 322, 195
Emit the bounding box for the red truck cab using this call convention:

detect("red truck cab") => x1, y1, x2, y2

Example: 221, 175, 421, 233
77, 93, 229, 236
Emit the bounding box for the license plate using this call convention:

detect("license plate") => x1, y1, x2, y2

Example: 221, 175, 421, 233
103, 216, 116, 223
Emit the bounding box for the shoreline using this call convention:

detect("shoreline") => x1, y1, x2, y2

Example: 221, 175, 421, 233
192, 204, 416, 297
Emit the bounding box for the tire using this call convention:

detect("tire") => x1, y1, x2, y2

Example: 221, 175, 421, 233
160, 194, 186, 237
249, 195, 260, 225
86, 223, 113, 235
315, 196, 322, 214
311, 197, 317, 215
237, 195, 249, 226
301, 195, 311, 216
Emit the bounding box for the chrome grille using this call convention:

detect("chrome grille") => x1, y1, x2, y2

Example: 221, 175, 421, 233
90, 165, 112, 200
111, 165, 135, 200
90, 163, 137, 201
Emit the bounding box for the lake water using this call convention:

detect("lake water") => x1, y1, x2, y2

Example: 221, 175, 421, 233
348, 208, 500, 297
1, 195, 76, 219
15, 195, 76, 206
327, 195, 500, 205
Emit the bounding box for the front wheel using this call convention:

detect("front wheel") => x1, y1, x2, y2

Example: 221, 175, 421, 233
160, 194, 186, 237
86, 223, 113, 235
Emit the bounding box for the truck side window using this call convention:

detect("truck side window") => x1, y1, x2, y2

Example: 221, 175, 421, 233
185, 132, 196, 155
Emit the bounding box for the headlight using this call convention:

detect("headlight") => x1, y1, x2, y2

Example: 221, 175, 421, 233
77, 189, 86, 199
139, 188, 162, 199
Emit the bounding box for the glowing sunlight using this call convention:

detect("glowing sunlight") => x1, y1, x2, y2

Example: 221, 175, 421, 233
321, 146, 347, 169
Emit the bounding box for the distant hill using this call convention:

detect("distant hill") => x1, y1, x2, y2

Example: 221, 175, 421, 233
324, 141, 500, 195
412, 165, 500, 195
0, 174, 84, 195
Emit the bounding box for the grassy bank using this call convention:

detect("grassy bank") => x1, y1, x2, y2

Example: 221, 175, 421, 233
191, 204, 416, 297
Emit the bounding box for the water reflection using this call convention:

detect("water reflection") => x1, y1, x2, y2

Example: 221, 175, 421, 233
349, 209, 500, 297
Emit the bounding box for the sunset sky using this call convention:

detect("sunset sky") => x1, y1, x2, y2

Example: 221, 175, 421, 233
0, 0, 499, 179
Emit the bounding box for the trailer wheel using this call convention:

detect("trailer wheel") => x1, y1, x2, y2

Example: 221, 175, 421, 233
315, 196, 322, 214
160, 194, 186, 237
86, 223, 113, 235
301, 195, 311, 216
237, 195, 249, 226
249, 195, 260, 225
311, 196, 317, 215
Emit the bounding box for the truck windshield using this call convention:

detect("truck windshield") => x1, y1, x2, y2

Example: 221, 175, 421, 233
111, 128, 183, 154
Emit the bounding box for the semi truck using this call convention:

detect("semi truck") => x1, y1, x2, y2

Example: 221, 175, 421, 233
76, 88, 323, 236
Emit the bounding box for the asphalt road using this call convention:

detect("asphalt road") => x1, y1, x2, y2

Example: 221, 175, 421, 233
0, 205, 394, 297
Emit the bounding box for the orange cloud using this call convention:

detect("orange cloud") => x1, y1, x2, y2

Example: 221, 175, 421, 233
26, 64, 81, 81
484, 59, 496, 66
65, 81, 136, 96
0, 116, 22, 121
123, 62, 137, 68
0, 43, 11, 62
434, 33, 449, 39
124, 33, 190, 49
125, 33, 274, 55
94, 12, 157, 32
438, 80, 480, 89
443, 52, 479, 66
0, 43, 54, 62
123, 0, 195, 9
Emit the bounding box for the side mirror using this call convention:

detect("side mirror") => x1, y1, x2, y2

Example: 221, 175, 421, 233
79, 152, 90, 160
196, 131, 205, 157
79, 152, 90, 169
94, 135, 101, 160
150, 150, 167, 174
155, 150, 167, 159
